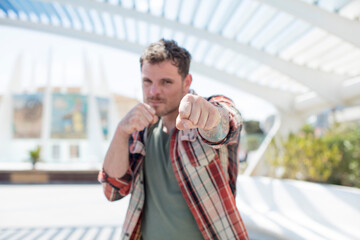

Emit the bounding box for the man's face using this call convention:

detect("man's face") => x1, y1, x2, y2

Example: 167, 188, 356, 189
141, 60, 191, 117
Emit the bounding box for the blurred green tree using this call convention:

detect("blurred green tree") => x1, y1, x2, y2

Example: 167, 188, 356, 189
243, 120, 265, 151
268, 123, 360, 187
29, 146, 41, 170
324, 123, 360, 187
244, 120, 264, 134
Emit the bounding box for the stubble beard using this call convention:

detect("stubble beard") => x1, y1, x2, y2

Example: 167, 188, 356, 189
150, 87, 185, 118
157, 105, 178, 117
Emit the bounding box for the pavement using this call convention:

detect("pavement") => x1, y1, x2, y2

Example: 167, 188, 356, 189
1, 177, 359, 240
0, 183, 273, 240
0, 184, 127, 240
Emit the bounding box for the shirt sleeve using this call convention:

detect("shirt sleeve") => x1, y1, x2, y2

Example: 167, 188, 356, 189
198, 95, 243, 147
98, 131, 144, 201
98, 167, 133, 201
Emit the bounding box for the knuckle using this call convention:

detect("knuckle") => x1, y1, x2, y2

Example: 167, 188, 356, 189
198, 121, 205, 129
135, 103, 143, 110
185, 94, 194, 102
179, 109, 187, 117
194, 96, 203, 104
211, 107, 218, 116
133, 118, 140, 126
129, 115, 136, 123
136, 122, 145, 129
189, 116, 197, 124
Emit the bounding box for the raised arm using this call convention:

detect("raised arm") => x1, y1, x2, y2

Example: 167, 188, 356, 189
99, 103, 158, 201
176, 94, 242, 145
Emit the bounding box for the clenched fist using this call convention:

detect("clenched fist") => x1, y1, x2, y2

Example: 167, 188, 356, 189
176, 94, 221, 131
118, 103, 159, 135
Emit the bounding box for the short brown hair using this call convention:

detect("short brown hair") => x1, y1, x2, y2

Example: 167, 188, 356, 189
140, 39, 191, 79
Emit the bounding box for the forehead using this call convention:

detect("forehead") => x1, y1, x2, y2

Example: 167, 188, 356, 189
141, 60, 181, 79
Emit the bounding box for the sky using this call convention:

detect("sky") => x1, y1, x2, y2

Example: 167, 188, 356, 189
0, 26, 276, 122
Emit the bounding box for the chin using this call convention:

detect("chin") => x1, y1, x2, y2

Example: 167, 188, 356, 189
155, 111, 164, 117
152, 107, 162, 115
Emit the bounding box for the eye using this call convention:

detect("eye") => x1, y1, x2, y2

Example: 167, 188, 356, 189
164, 80, 172, 85
143, 79, 152, 84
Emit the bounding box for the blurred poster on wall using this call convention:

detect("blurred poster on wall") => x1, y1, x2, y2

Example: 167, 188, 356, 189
13, 94, 43, 138
96, 97, 109, 140
51, 93, 88, 138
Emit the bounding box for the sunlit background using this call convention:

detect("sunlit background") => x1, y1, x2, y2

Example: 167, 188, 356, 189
0, 0, 359, 239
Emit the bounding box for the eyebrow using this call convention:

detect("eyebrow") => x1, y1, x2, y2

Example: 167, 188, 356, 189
142, 77, 174, 82
161, 78, 174, 82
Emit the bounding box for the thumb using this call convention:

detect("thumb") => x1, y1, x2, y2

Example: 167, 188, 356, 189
152, 115, 159, 124
176, 115, 183, 130
148, 115, 159, 130
176, 116, 195, 130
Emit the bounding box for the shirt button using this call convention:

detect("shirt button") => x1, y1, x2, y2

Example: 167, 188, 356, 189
125, 233, 129, 237
137, 208, 141, 211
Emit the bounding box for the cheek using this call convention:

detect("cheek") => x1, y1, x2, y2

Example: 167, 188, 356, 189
168, 88, 182, 102
166, 88, 177, 98
142, 85, 150, 95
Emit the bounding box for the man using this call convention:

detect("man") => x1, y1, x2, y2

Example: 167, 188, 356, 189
98, 39, 249, 240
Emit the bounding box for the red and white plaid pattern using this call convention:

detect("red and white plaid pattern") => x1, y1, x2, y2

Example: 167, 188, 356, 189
98, 95, 249, 240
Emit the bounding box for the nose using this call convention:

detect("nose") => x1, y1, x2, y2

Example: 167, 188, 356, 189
149, 83, 160, 95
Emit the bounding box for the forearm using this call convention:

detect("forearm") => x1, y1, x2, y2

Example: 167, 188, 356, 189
103, 125, 130, 178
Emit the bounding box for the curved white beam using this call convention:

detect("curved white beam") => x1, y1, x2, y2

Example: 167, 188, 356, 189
294, 81, 360, 116
0, 18, 293, 111
191, 63, 295, 112
37, 0, 346, 105
258, 0, 360, 48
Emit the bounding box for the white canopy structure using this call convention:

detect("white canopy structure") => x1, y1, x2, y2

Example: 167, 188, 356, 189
0, 0, 359, 124
0, 0, 360, 168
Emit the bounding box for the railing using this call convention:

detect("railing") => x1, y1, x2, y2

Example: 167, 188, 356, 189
244, 114, 281, 176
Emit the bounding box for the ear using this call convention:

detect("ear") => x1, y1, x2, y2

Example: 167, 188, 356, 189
183, 74, 192, 92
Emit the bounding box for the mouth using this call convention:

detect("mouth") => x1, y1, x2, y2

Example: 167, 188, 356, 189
148, 99, 165, 106
148, 101, 164, 106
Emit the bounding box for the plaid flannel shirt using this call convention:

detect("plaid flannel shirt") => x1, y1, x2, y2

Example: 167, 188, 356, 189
98, 95, 249, 240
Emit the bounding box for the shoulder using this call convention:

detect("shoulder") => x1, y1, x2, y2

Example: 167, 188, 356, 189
207, 95, 235, 106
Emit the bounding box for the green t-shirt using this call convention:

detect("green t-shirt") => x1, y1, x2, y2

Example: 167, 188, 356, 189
141, 119, 203, 240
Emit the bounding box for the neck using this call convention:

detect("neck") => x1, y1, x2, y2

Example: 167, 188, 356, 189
161, 110, 178, 134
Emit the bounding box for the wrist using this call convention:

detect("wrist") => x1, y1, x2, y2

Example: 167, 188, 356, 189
198, 106, 229, 142
116, 121, 132, 137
